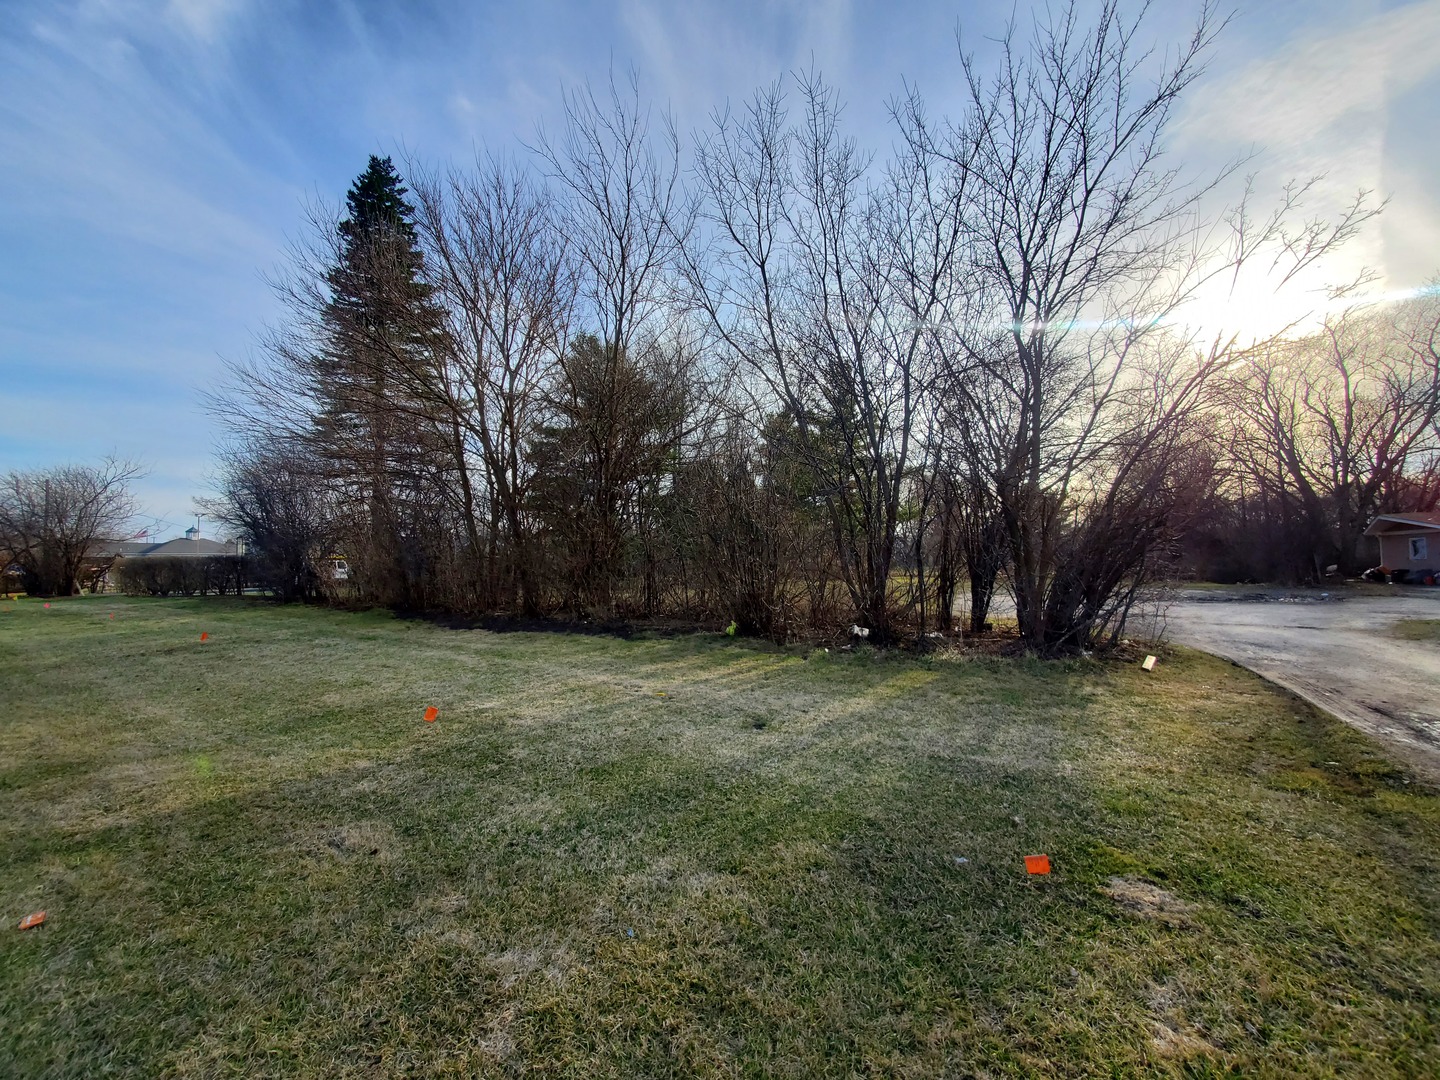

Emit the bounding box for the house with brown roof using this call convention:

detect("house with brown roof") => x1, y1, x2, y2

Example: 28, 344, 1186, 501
1364, 511, 1440, 582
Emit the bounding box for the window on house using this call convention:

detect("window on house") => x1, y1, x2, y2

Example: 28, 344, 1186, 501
1411, 536, 1429, 562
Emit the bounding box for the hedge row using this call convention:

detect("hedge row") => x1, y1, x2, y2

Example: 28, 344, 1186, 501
112, 556, 248, 597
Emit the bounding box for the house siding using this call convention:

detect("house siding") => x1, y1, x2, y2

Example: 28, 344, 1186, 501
1377, 529, 1440, 571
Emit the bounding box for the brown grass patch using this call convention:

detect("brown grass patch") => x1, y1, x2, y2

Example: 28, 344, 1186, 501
1103, 876, 1194, 926
300, 819, 401, 863
1147, 980, 1222, 1061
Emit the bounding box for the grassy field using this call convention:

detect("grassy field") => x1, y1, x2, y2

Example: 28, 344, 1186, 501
2, 597, 1438, 1077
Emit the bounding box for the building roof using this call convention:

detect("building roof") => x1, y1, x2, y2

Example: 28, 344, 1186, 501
1364, 511, 1440, 536
100, 541, 155, 557
142, 537, 239, 557
92, 537, 241, 558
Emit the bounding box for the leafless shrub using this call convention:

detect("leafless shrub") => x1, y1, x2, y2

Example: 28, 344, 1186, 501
199, 439, 336, 601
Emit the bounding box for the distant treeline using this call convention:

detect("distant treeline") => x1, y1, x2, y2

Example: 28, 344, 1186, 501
203, 3, 1440, 649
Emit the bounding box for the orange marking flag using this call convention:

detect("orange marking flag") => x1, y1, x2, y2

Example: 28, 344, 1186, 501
1024, 854, 1051, 875
424, 706, 439, 723
18, 911, 46, 930
200, 632, 209, 642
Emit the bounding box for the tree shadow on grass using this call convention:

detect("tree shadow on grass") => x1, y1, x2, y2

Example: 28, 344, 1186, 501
6, 636, 1439, 1076
400, 608, 715, 640
1, 702, 1115, 1076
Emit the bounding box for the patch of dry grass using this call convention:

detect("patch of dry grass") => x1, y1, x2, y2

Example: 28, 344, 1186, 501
2, 596, 1438, 1077
1392, 617, 1440, 642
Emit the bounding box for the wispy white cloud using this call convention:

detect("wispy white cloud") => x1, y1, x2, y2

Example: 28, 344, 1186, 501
1380, 155, 1440, 285
2, 2, 290, 263
166, 0, 244, 44
1182, 1, 1440, 149
617, 0, 859, 131
1170, 0, 1440, 308
3, 0, 1438, 530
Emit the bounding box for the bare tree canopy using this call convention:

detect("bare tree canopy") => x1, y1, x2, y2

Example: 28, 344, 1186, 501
1218, 295, 1440, 580
410, 155, 574, 613
200, 4, 1423, 650
198, 439, 336, 602
905, 0, 1379, 648
0, 458, 143, 596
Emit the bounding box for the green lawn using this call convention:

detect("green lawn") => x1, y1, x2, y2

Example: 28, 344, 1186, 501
2, 597, 1438, 1077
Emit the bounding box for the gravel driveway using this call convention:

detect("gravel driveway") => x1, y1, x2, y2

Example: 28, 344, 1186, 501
1166, 589, 1440, 781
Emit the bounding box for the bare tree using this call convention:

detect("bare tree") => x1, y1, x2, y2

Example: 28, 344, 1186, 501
412, 156, 575, 613
0, 457, 142, 596
912, 0, 1378, 649
199, 439, 336, 601
529, 69, 694, 613
922, 455, 1006, 635
1224, 296, 1440, 577
686, 74, 964, 641
532, 69, 688, 356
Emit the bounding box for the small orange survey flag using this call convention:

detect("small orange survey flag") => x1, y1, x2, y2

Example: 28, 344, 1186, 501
424, 706, 439, 723
200, 632, 209, 641
18, 911, 46, 930
1024, 854, 1051, 875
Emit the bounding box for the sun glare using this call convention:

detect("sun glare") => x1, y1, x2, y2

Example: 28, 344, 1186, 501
1167, 262, 1439, 348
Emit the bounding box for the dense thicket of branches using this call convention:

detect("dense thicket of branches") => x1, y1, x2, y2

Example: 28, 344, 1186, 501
207, 3, 1431, 649
197, 440, 336, 601
112, 555, 248, 598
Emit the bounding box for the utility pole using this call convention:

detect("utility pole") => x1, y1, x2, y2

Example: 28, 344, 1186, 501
43, 478, 51, 592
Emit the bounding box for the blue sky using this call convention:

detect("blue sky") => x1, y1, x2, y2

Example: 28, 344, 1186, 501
2, 0, 1438, 534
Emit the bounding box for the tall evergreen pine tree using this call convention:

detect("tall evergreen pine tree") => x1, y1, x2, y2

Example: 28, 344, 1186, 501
316, 155, 445, 607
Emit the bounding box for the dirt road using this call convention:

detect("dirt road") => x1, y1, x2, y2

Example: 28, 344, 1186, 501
1166, 589, 1440, 781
